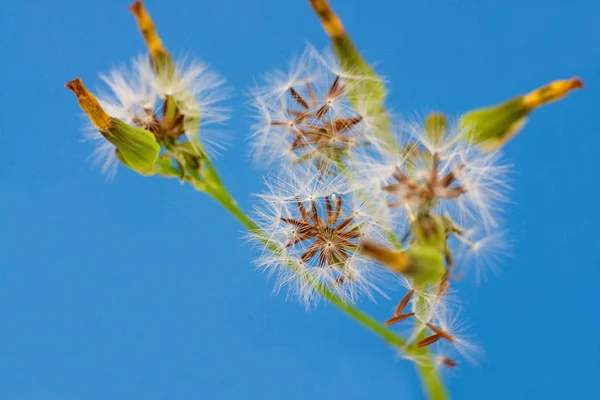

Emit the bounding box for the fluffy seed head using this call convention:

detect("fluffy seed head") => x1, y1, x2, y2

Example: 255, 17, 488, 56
251, 166, 393, 307
353, 118, 511, 230
84, 55, 228, 176
250, 46, 384, 171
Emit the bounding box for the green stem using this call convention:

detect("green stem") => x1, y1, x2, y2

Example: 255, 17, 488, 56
190, 164, 449, 400
417, 363, 448, 400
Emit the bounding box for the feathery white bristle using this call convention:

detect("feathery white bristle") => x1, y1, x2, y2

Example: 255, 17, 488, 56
249, 44, 384, 170
98, 56, 160, 127
453, 228, 510, 284
91, 55, 229, 174
82, 127, 118, 180
250, 167, 395, 307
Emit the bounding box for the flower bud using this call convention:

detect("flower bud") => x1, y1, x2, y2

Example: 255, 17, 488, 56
425, 112, 448, 147
461, 77, 583, 151
66, 78, 160, 175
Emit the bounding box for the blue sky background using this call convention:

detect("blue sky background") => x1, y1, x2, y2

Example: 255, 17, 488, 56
1, 1, 599, 399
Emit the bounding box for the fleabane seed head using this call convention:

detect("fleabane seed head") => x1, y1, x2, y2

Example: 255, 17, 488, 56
250, 45, 383, 171
251, 167, 393, 307
88, 55, 228, 177
355, 116, 511, 230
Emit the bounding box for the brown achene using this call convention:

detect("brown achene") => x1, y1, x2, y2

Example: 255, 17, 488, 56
281, 195, 361, 269
383, 154, 466, 209
270, 75, 368, 164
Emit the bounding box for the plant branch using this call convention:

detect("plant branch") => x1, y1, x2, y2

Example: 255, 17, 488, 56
175, 161, 448, 400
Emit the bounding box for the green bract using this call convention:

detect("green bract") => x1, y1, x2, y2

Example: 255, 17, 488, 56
460, 96, 529, 151
106, 118, 160, 175
331, 35, 391, 141
405, 245, 446, 287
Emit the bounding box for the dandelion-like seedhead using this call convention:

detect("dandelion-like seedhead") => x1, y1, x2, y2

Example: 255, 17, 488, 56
83, 55, 228, 177
353, 118, 511, 230
250, 46, 384, 171
251, 167, 393, 307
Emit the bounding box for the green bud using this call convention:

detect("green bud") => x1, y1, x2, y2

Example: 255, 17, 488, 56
66, 78, 160, 176
460, 97, 529, 151
424, 112, 447, 147
460, 77, 583, 151
104, 118, 160, 175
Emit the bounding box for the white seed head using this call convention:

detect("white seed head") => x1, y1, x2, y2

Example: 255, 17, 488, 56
249, 45, 383, 170
251, 168, 394, 307
99, 57, 160, 127
353, 118, 511, 230
89, 55, 229, 176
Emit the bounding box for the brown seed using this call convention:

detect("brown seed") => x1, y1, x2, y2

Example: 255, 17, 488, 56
305, 82, 318, 107
315, 104, 330, 120
288, 87, 309, 109
416, 333, 444, 348
333, 116, 363, 131
439, 357, 457, 368
328, 75, 341, 97
395, 289, 415, 316
425, 323, 454, 342
437, 279, 450, 298
384, 312, 415, 326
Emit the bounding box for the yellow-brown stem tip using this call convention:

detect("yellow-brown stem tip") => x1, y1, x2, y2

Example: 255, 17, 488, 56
308, 0, 345, 38
523, 76, 585, 109
130, 1, 143, 16
65, 77, 84, 95
129, 0, 166, 56
569, 77, 584, 90
65, 77, 112, 131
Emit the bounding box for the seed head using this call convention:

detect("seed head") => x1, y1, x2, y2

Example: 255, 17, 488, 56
354, 116, 510, 230
250, 46, 383, 171
251, 167, 393, 306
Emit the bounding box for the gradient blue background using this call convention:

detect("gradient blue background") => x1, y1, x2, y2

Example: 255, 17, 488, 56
2, 1, 599, 399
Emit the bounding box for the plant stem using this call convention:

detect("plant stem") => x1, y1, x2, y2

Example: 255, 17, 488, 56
417, 363, 449, 400
190, 165, 449, 400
